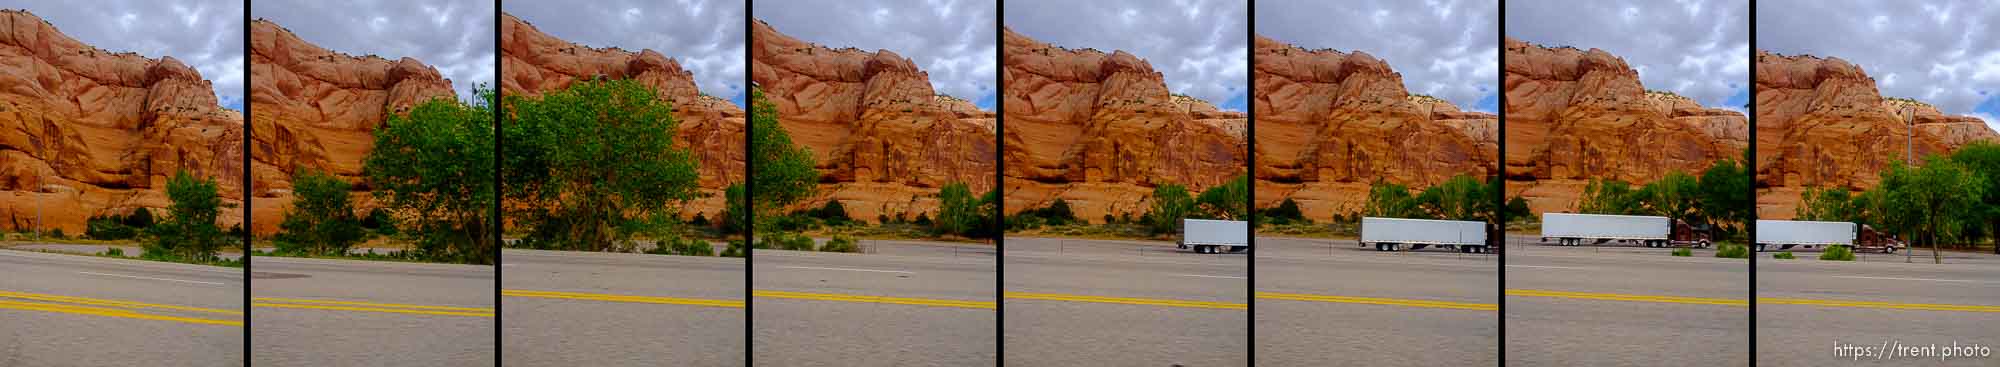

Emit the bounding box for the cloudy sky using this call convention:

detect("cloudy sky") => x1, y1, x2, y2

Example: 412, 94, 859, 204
254, 0, 493, 102
1006, 0, 1248, 111
9, 0, 243, 110
1758, 0, 2000, 131
754, 0, 996, 109
1258, 0, 1496, 113
1508, 0, 1750, 113
505, 0, 745, 107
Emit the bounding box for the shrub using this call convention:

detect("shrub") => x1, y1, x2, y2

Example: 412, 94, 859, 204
102, 247, 124, 257
1774, 251, 1795, 260
146, 171, 226, 263
819, 234, 860, 253
719, 240, 746, 257
1820, 245, 1855, 261
914, 213, 932, 226
759, 232, 814, 251
646, 236, 714, 256
1714, 243, 1749, 259
275, 169, 367, 257
86, 214, 139, 240
45, 228, 65, 239
123, 208, 154, 229
689, 213, 711, 227
1672, 248, 1692, 257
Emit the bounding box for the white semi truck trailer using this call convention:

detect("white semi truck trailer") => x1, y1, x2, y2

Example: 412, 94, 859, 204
1359, 217, 1491, 253
1540, 213, 1713, 248
1754, 220, 1904, 253
1178, 219, 1249, 254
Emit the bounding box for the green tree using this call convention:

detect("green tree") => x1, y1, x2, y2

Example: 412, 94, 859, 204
1884, 156, 1985, 263
147, 170, 224, 262
1644, 171, 1702, 224
502, 78, 701, 251
1195, 174, 1249, 220
364, 86, 497, 265
749, 87, 820, 228
275, 169, 366, 256
1794, 186, 1857, 223
1503, 196, 1532, 222
1698, 155, 1754, 234
934, 182, 982, 236
720, 184, 747, 234
1948, 141, 2000, 253
1148, 183, 1197, 233
1260, 198, 1305, 225
1578, 179, 1646, 215
1363, 180, 1427, 219
1416, 174, 1495, 222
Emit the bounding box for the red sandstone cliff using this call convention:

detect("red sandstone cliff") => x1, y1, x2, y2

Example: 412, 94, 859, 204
1253, 35, 1498, 219
1504, 37, 1749, 214
1003, 27, 1247, 222
1754, 51, 2000, 218
0, 10, 244, 233
500, 13, 744, 219
752, 19, 996, 222
249, 19, 458, 234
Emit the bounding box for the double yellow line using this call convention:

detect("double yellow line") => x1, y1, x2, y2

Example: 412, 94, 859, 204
1258, 292, 1496, 311
506, 289, 743, 308
758, 290, 994, 309
0, 290, 241, 326
1507, 289, 1748, 306
1006, 292, 1246, 310
253, 297, 494, 317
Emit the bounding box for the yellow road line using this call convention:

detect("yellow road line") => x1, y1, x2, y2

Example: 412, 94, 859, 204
0, 290, 240, 315
0, 299, 241, 326
504, 290, 743, 308
1005, 292, 1246, 310
1257, 292, 1496, 311
252, 297, 494, 317
755, 290, 994, 309
1507, 289, 1748, 306
1760, 298, 2000, 313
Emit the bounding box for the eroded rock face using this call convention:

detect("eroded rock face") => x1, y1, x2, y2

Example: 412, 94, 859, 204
1003, 27, 1247, 222
500, 13, 745, 220
249, 19, 457, 234
1504, 38, 1750, 214
1253, 36, 1498, 219
0, 10, 244, 233
753, 19, 996, 222
1754, 51, 1999, 218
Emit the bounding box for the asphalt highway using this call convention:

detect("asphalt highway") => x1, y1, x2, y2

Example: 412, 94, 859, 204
753, 239, 995, 367
250, 256, 493, 366
1254, 236, 1498, 366
502, 249, 744, 367
1757, 248, 2000, 366
0, 249, 243, 367
1003, 236, 1247, 367
1503, 234, 1749, 366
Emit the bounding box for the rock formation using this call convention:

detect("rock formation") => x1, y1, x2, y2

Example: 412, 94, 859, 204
1003, 27, 1247, 222
1504, 38, 1749, 214
500, 13, 744, 220
249, 19, 457, 234
752, 19, 996, 223
1754, 50, 1999, 218
1253, 35, 1498, 219
0, 10, 244, 233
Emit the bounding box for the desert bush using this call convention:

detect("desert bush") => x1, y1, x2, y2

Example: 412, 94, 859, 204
1714, 243, 1749, 259
1820, 245, 1855, 261
819, 234, 860, 253
1773, 251, 1795, 260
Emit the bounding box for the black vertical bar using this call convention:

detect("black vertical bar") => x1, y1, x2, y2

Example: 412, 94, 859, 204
993, 1, 1007, 366
241, 0, 254, 365
744, 1, 757, 366
492, 1, 505, 366
1746, 0, 1758, 365
1244, 1, 1257, 366
1495, 1, 1507, 365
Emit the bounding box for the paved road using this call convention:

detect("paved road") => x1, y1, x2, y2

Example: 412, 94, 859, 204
1254, 236, 1497, 366
1004, 236, 1246, 367
1757, 250, 2000, 366
502, 249, 743, 367
251, 256, 493, 366
1503, 234, 1749, 366
0, 249, 242, 367
753, 239, 994, 367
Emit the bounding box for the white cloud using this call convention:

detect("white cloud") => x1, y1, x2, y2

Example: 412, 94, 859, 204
760, 0, 996, 103
1259, 0, 1497, 110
